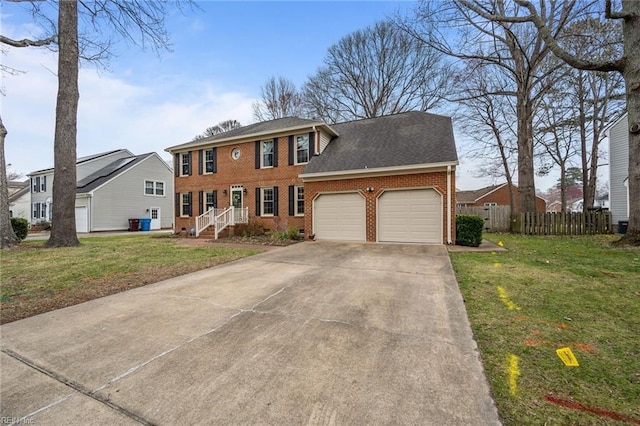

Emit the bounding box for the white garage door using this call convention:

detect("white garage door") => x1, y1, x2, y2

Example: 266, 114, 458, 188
314, 192, 365, 241
378, 189, 442, 243
75, 206, 88, 233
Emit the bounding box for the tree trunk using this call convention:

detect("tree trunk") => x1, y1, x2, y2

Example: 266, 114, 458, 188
46, 0, 80, 248
0, 115, 21, 249
560, 166, 567, 213
516, 94, 537, 213
615, 0, 640, 245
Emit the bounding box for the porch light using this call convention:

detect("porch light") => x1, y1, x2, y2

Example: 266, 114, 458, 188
243, 188, 248, 194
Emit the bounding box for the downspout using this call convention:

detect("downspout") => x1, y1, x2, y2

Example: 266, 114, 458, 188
447, 165, 452, 245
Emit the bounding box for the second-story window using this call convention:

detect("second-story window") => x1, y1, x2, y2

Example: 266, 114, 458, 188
262, 140, 274, 168
296, 135, 309, 164
181, 152, 191, 176
205, 149, 216, 173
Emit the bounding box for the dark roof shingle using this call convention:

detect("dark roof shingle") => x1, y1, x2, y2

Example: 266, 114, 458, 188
302, 111, 457, 175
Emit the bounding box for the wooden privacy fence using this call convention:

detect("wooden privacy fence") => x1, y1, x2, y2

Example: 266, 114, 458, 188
456, 206, 612, 235
511, 211, 612, 235
457, 206, 511, 232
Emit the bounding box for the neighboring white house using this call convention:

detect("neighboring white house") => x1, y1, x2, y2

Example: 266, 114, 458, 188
8, 180, 30, 220
607, 112, 629, 227
27, 149, 174, 232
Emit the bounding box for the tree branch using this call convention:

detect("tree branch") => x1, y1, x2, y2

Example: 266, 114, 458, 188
0, 34, 57, 48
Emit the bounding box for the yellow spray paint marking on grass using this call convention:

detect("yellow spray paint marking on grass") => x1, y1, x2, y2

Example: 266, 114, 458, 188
556, 347, 579, 367
497, 286, 521, 310
508, 354, 520, 396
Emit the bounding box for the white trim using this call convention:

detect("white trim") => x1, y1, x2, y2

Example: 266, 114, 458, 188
144, 179, 166, 197
180, 192, 191, 218
300, 161, 458, 181
260, 187, 275, 217
260, 139, 275, 169
447, 165, 452, 245
203, 148, 216, 174
295, 185, 305, 216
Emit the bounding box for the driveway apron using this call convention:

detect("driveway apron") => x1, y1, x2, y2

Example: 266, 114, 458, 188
1, 242, 500, 425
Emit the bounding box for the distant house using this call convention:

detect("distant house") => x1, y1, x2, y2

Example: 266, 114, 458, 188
456, 183, 546, 212
606, 112, 629, 227
8, 180, 30, 220
27, 149, 174, 232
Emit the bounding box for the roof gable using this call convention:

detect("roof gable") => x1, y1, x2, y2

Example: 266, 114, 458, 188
302, 111, 458, 176
28, 149, 134, 176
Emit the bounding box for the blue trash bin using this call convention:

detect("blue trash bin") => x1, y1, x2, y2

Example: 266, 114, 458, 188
140, 218, 152, 231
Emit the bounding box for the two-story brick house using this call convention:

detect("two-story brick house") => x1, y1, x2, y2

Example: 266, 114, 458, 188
166, 111, 458, 244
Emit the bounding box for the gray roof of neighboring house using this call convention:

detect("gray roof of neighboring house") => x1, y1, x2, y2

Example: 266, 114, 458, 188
302, 111, 458, 175
76, 153, 152, 194
166, 117, 329, 152
8, 182, 30, 203
28, 149, 133, 175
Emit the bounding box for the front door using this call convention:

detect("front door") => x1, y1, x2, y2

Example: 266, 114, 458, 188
150, 207, 161, 230
231, 186, 243, 209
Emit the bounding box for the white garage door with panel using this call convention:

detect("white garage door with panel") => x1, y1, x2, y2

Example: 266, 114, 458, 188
378, 189, 442, 243
314, 192, 365, 241
75, 206, 89, 233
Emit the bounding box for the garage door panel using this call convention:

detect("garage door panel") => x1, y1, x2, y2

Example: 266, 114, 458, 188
314, 193, 365, 242
378, 189, 441, 244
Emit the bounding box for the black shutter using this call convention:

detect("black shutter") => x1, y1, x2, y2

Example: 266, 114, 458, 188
255, 188, 261, 216
43, 176, 47, 192
35, 177, 40, 193
198, 191, 204, 215
213, 190, 218, 208
255, 141, 261, 169
198, 150, 203, 175
288, 135, 294, 165
212, 148, 217, 173
273, 138, 278, 167
175, 154, 180, 177
309, 132, 316, 157
175, 193, 180, 217
187, 152, 193, 176
188, 192, 193, 216
273, 186, 279, 216
288, 185, 295, 216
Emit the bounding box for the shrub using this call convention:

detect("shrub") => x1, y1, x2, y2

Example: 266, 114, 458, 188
285, 225, 299, 240
235, 221, 266, 237
11, 217, 29, 240
456, 215, 484, 247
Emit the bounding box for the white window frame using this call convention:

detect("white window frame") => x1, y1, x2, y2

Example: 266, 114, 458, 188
295, 186, 304, 216
33, 203, 40, 219
204, 149, 216, 174
295, 134, 309, 165
261, 139, 274, 168
32, 177, 40, 193
261, 187, 274, 216
180, 193, 191, 217
205, 191, 216, 211
40, 176, 46, 192
144, 180, 165, 196
180, 153, 190, 177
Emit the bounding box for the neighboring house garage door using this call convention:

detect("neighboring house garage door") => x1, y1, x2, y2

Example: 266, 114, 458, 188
314, 192, 365, 241
75, 206, 88, 233
378, 189, 442, 244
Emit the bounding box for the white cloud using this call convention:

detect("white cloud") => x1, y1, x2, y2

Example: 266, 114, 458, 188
2, 43, 256, 176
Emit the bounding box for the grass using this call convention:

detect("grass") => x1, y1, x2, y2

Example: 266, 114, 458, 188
0, 235, 262, 324
450, 234, 640, 425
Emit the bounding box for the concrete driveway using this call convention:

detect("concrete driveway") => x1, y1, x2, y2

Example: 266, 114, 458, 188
1, 242, 500, 425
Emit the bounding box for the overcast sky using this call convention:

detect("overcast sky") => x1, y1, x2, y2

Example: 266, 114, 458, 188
2, 1, 571, 191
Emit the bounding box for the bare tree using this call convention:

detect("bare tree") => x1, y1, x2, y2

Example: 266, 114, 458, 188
407, 0, 578, 214
253, 76, 304, 122
303, 20, 451, 124
457, 0, 639, 244
1, 0, 194, 247
0, 115, 20, 248
193, 119, 242, 141
456, 62, 519, 212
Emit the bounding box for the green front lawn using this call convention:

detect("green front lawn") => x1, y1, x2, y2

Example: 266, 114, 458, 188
1, 235, 261, 324
450, 234, 640, 425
